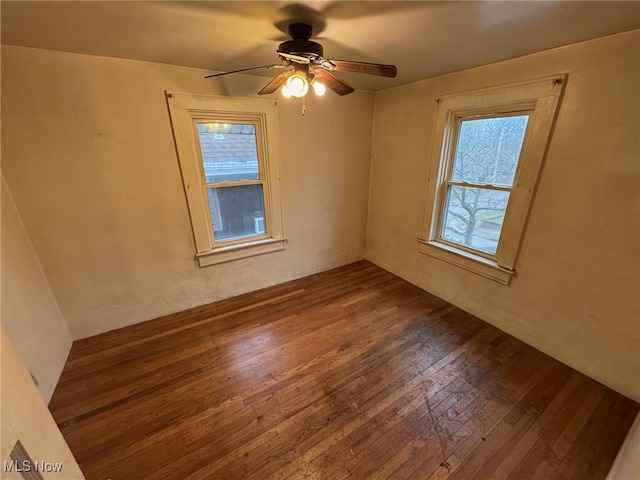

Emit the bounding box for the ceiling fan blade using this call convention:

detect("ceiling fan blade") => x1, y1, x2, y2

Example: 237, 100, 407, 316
205, 64, 286, 79
313, 69, 355, 96
258, 69, 294, 95
328, 60, 397, 78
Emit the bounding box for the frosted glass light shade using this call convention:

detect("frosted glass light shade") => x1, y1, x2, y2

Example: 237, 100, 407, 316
286, 74, 309, 97
313, 82, 326, 96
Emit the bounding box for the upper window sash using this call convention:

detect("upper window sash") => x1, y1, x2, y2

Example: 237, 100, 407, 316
194, 119, 265, 186
446, 110, 533, 188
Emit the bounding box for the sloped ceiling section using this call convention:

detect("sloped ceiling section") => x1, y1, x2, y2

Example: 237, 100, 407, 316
1, 1, 639, 91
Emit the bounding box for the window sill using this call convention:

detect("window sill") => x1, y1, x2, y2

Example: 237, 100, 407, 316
416, 239, 515, 285
196, 237, 287, 267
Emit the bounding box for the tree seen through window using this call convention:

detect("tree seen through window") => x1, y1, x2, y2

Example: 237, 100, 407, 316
441, 115, 529, 254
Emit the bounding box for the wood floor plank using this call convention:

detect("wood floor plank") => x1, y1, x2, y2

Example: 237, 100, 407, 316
48, 261, 639, 480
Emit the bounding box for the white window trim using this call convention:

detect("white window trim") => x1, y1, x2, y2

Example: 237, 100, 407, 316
167, 92, 286, 266
418, 75, 566, 284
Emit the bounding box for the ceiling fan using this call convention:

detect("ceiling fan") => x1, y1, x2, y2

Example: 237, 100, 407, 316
205, 23, 397, 97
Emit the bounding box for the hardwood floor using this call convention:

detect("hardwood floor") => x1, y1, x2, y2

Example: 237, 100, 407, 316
49, 261, 638, 480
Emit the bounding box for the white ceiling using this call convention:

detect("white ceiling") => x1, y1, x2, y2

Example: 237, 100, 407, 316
2, 1, 639, 92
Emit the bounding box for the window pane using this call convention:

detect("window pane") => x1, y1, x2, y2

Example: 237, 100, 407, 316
196, 123, 259, 183
209, 184, 266, 242
451, 115, 529, 186
441, 186, 509, 255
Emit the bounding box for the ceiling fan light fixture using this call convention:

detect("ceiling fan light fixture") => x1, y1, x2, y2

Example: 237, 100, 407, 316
312, 81, 326, 97
285, 72, 309, 98
281, 85, 293, 98
206, 23, 396, 102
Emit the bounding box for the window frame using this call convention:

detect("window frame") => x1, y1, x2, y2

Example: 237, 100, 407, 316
167, 92, 286, 267
418, 76, 566, 284
435, 108, 534, 260
194, 117, 270, 246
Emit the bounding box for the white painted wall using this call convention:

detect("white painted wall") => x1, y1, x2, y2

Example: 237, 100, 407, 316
607, 412, 640, 480
1, 45, 374, 339
1, 177, 72, 403
367, 31, 640, 401
1, 329, 84, 479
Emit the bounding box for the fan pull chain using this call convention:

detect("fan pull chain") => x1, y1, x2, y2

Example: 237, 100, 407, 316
301, 96, 306, 116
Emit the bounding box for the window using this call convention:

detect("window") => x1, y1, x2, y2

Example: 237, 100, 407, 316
418, 76, 565, 284
439, 113, 530, 256
167, 93, 286, 266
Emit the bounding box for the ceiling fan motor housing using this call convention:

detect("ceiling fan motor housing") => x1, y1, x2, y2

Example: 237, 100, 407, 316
278, 39, 324, 57
279, 23, 323, 57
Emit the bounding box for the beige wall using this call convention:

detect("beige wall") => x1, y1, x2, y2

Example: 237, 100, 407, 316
607, 412, 640, 480
1, 329, 85, 479
1, 45, 374, 339
367, 31, 640, 401
2, 32, 638, 403
1, 177, 72, 403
